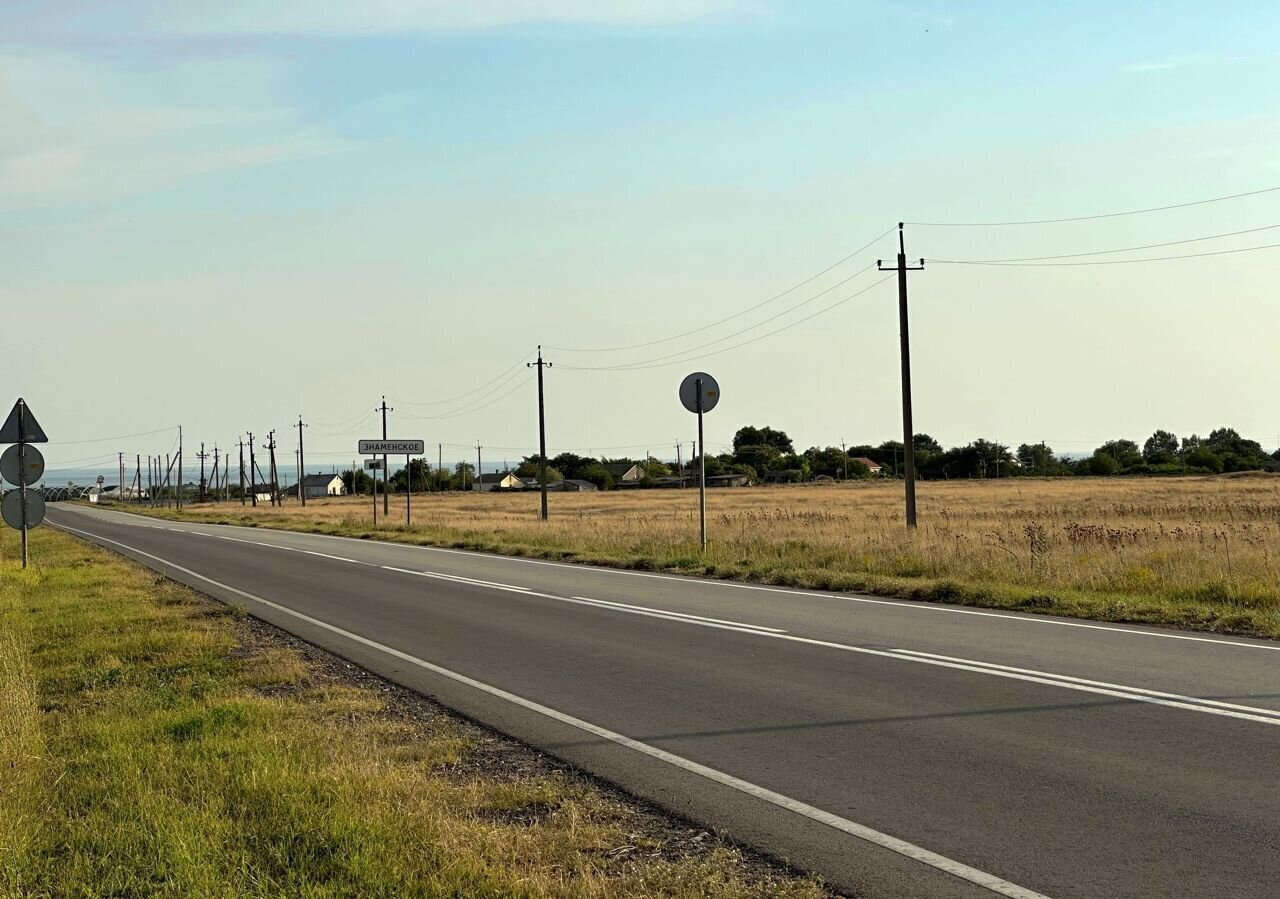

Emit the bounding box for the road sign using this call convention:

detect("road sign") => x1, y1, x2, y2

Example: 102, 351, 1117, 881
0, 399, 47, 443
0, 444, 43, 486
679, 372, 720, 414
359, 439, 424, 454
2, 490, 45, 530
97, 475, 105, 485
364, 458, 384, 470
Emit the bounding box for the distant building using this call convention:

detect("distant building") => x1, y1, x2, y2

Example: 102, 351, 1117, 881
706, 473, 750, 488
560, 479, 599, 492
851, 456, 883, 475
249, 483, 275, 503
604, 463, 645, 485
301, 474, 345, 498
474, 471, 524, 492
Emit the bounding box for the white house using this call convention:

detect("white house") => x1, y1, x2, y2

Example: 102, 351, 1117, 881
473, 471, 525, 492
301, 474, 346, 498
851, 456, 884, 475
604, 463, 645, 484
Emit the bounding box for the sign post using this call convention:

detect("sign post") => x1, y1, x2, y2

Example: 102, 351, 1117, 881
0, 398, 50, 568
359, 441, 422, 527
679, 373, 719, 553
364, 458, 384, 524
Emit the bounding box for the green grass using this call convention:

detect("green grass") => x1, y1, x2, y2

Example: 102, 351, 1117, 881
0, 527, 830, 899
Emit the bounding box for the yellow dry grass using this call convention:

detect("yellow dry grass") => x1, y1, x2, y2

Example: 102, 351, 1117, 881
134, 474, 1280, 636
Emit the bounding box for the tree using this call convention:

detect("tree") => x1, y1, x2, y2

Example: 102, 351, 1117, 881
341, 468, 374, 495
846, 459, 873, 479
576, 461, 614, 489
803, 446, 850, 478
1184, 446, 1224, 473
638, 458, 671, 480
1142, 430, 1181, 465
1095, 439, 1142, 470
734, 443, 782, 474
1085, 452, 1120, 475
732, 426, 793, 454
389, 458, 432, 493
515, 456, 563, 483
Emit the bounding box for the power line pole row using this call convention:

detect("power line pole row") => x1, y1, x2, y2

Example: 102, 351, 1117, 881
528, 346, 552, 520
878, 223, 924, 529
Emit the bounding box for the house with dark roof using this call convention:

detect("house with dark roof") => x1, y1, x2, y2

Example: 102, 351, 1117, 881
301, 473, 345, 498
604, 463, 645, 485
473, 471, 524, 492
560, 479, 598, 492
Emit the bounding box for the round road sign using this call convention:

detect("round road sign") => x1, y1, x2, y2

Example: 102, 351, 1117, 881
679, 372, 720, 414
0, 444, 44, 486
2, 490, 45, 530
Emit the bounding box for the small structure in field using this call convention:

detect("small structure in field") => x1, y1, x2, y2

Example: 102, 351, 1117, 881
474, 471, 525, 492
301, 474, 345, 498
604, 463, 645, 485
560, 479, 599, 492
851, 457, 883, 475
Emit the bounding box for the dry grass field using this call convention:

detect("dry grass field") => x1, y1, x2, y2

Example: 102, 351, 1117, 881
131, 474, 1280, 638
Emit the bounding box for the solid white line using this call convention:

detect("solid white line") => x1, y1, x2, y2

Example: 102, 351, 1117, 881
51, 521, 1053, 899
95, 508, 1280, 653
570, 595, 787, 633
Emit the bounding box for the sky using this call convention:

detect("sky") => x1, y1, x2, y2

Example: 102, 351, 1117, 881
3, 0, 1280, 478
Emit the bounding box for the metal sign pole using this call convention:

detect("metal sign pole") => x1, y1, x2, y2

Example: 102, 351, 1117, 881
372, 462, 378, 526
18, 400, 28, 568
696, 379, 706, 554
405, 454, 411, 525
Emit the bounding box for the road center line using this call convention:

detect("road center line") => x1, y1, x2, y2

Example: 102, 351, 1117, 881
50, 520, 1052, 899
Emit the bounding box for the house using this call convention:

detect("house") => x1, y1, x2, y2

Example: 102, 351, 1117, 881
560, 479, 599, 492
706, 473, 750, 488
604, 463, 645, 484
301, 474, 345, 498
851, 456, 883, 475
250, 483, 276, 503
473, 471, 525, 492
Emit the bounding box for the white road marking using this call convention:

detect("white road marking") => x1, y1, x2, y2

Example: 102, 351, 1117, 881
94, 508, 1280, 653
48, 521, 1054, 899
570, 595, 787, 633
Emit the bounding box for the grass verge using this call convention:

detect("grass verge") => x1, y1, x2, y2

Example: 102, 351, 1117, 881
0, 527, 832, 898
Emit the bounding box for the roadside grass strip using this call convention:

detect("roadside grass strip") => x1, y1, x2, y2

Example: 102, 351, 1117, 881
0, 527, 830, 899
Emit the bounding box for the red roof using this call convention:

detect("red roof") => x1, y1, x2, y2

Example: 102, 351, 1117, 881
851, 456, 882, 469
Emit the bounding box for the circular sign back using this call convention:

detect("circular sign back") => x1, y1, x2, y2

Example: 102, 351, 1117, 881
0, 444, 44, 486
679, 372, 720, 414
2, 490, 45, 529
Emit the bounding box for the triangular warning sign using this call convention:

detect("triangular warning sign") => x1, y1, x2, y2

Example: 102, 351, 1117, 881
0, 399, 48, 443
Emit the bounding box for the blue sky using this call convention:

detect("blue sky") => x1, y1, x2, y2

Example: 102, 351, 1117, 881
3, 1, 1279, 475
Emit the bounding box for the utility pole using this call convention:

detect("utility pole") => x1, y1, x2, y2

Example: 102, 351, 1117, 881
212, 445, 220, 497
378, 397, 392, 515
528, 346, 552, 520
134, 454, 140, 503
297, 416, 308, 507
246, 432, 257, 507
118, 452, 124, 503
438, 443, 443, 492
223, 450, 229, 502
841, 440, 848, 481
265, 431, 278, 506
177, 426, 183, 510
878, 223, 925, 529
675, 442, 683, 487
476, 442, 482, 493
196, 443, 209, 501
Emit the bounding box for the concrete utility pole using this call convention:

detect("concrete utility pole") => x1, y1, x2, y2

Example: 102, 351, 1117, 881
675, 442, 683, 487
118, 452, 124, 503
475, 442, 482, 493
177, 426, 184, 510
528, 346, 552, 520
196, 443, 209, 501
378, 397, 392, 515
878, 223, 925, 529
438, 443, 443, 492
297, 416, 308, 507
265, 431, 278, 506
246, 432, 257, 507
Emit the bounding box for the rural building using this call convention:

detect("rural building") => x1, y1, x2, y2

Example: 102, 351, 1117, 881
249, 483, 275, 503
473, 471, 524, 492
301, 474, 345, 498
706, 473, 750, 488
604, 463, 645, 484
560, 479, 599, 492
851, 456, 883, 475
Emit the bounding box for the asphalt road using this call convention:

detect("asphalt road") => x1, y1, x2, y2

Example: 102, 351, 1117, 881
49, 504, 1280, 899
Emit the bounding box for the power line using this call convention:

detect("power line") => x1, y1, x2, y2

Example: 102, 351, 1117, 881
561, 275, 894, 372
935, 221, 1280, 264
545, 227, 894, 353
560, 262, 878, 372
397, 374, 533, 420
390, 350, 535, 406
907, 184, 1280, 227
933, 241, 1280, 267
49, 425, 178, 445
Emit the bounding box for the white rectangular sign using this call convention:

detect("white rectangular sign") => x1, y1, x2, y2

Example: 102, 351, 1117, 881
359, 439, 425, 454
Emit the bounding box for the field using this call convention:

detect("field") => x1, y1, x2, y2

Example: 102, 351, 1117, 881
0, 526, 829, 898
130, 474, 1280, 638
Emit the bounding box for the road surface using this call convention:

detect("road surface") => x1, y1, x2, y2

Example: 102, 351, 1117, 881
49, 504, 1280, 899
